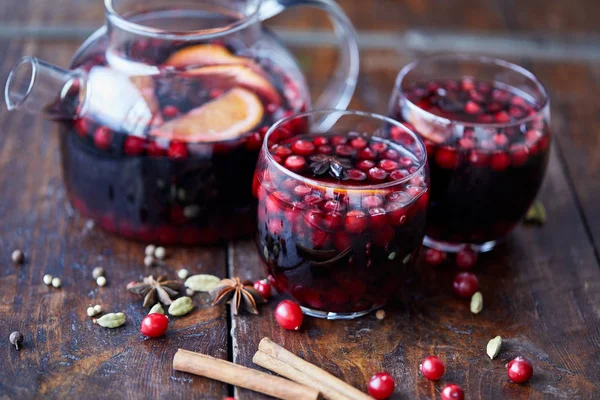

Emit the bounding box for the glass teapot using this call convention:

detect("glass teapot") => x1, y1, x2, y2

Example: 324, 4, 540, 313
4, 0, 359, 245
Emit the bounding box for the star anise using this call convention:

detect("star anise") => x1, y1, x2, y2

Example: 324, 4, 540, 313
309, 154, 353, 179
127, 275, 180, 307
210, 277, 266, 315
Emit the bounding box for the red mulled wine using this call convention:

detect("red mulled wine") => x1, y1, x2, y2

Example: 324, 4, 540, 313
254, 111, 429, 319
389, 56, 550, 252
61, 39, 305, 244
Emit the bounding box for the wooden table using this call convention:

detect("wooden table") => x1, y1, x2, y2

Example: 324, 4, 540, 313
1, 1, 599, 399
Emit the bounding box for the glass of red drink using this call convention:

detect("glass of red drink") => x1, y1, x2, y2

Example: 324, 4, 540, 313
254, 110, 429, 319
389, 55, 550, 252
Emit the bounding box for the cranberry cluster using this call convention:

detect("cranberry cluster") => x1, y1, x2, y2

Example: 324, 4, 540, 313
390, 77, 550, 246
62, 41, 304, 245
255, 132, 428, 315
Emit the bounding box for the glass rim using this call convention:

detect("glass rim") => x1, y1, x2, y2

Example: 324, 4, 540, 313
263, 109, 428, 191
394, 54, 550, 129
104, 0, 262, 40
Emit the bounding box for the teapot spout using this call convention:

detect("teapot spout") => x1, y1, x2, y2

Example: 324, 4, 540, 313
5, 56, 85, 120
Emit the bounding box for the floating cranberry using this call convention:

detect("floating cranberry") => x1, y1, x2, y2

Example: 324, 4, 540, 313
350, 136, 368, 149
456, 246, 477, 269
274, 300, 303, 331
358, 147, 377, 160
368, 207, 388, 229
510, 143, 529, 166
435, 147, 458, 169
362, 195, 383, 208
379, 159, 399, 172
506, 356, 534, 383
323, 211, 343, 230
452, 272, 479, 297
335, 144, 355, 157
356, 159, 376, 172
424, 248, 446, 266
385, 202, 407, 226
367, 372, 395, 399
140, 313, 168, 338
371, 142, 388, 153
253, 279, 272, 299
317, 145, 333, 154
345, 210, 368, 233
458, 137, 475, 150
420, 355, 445, 381
464, 101, 482, 115
147, 141, 166, 157
490, 151, 511, 172
93, 127, 111, 150
469, 150, 490, 167
345, 169, 367, 181
495, 111, 511, 123
330, 135, 347, 146
284, 155, 306, 172
493, 133, 509, 147
162, 105, 179, 118
167, 140, 188, 159
124, 136, 147, 156
368, 167, 387, 182
322, 200, 344, 212
313, 136, 328, 146
245, 132, 263, 151
389, 169, 408, 181
274, 146, 293, 158
291, 140, 315, 156
293, 185, 312, 198
441, 384, 464, 400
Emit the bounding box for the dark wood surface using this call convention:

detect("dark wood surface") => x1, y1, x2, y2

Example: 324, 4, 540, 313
1, 1, 600, 399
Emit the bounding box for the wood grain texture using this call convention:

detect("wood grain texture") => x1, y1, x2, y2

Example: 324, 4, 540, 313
0, 39, 229, 399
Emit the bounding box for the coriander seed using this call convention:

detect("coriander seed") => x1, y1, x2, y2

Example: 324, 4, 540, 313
92, 267, 105, 279
96, 276, 107, 287
93, 304, 102, 314
177, 268, 189, 280
87, 306, 98, 317
376, 309, 386, 320
144, 256, 154, 267
145, 244, 156, 257
51, 277, 61, 288
43, 274, 53, 285
154, 246, 166, 260
9, 331, 24, 350
11, 250, 24, 264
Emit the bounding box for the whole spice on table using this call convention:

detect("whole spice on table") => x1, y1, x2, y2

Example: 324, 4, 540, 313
506, 356, 534, 383
367, 372, 395, 399
524, 201, 546, 225
486, 336, 502, 359
51, 277, 62, 288
96, 276, 107, 287
420, 355, 445, 381
43, 274, 53, 285
186, 274, 220, 292
441, 384, 464, 400
127, 275, 180, 307
87, 306, 101, 317
154, 246, 166, 260
375, 309, 386, 320
274, 300, 303, 331
11, 250, 24, 264
92, 267, 105, 279
211, 277, 266, 315
145, 244, 156, 257
9, 331, 24, 350
94, 312, 126, 328
470, 291, 483, 314
169, 296, 194, 316
149, 303, 164, 314
140, 313, 168, 337
177, 268, 189, 280
144, 256, 155, 267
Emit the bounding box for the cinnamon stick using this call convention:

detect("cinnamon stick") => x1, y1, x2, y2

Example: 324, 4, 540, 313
253, 350, 353, 400
173, 349, 319, 400
258, 338, 373, 400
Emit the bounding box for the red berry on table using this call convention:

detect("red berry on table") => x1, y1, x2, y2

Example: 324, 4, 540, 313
452, 272, 479, 297
140, 313, 168, 338
441, 384, 464, 400
253, 279, 272, 299
367, 372, 395, 399
420, 355, 445, 381
274, 300, 303, 331
424, 248, 447, 266
456, 246, 478, 269
506, 356, 534, 383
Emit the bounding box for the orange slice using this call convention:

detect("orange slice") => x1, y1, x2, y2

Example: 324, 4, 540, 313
182, 65, 281, 105
151, 88, 264, 143
164, 44, 255, 69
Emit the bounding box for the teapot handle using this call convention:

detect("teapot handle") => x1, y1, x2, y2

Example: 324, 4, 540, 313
259, 0, 359, 129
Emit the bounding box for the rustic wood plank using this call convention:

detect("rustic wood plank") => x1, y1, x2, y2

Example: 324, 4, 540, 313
0, 39, 229, 399
229, 48, 600, 399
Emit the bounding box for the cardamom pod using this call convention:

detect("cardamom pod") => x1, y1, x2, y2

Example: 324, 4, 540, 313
94, 312, 126, 328
168, 296, 194, 316
487, 335, 502, 359
185, 274, 220, 292
149, 303, 164, 315
470, 291, 483, 314
524, 201, 546, 224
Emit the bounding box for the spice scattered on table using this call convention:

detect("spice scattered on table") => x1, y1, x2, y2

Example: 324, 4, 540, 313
368, 372, 395, 399
96, 276, 107, 287
168, 296, 194, 316
420, 355, 445, 381
9, 331, 24, 350
11, 249, 24, 264
145, 244, 156, 257
211, 277, 266, 315
486, 336, 502, 359
375, 309, 386, 320
92, 266, 105, 279
144, 256, 155, 267
43, 274, 53, 285
524, 201, 546, 225
177, 268, 189, 280
154, 246, 166, 260
274, 300, 303, 330
127, 275, 180, 307
185, 274, 220, 292
94, 312, 126, 328
470, 291, 483, 314
87, 305, 102, 317
51, 277, 62, 288
149, 303, 164, 314
506, 356, 533, 383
